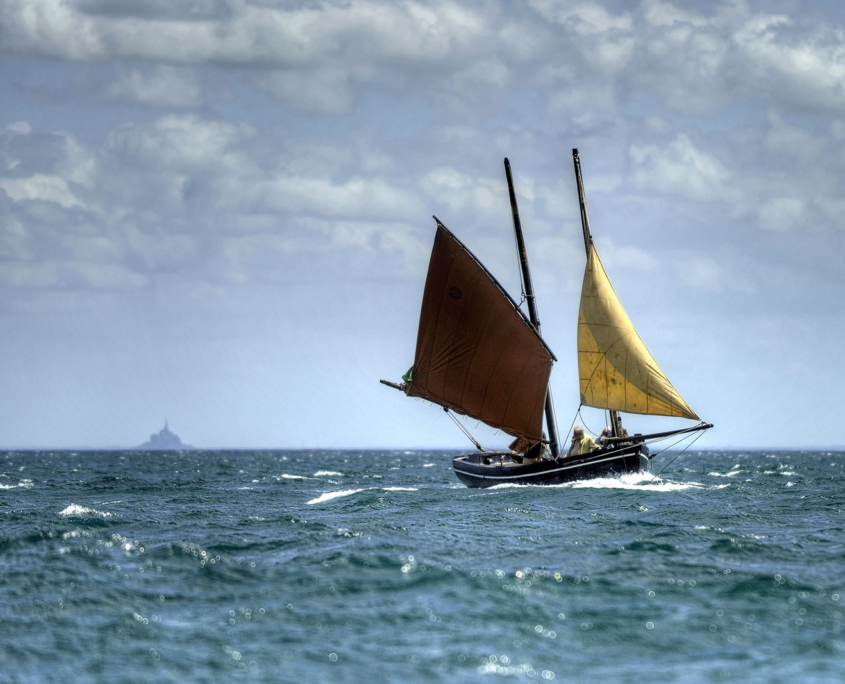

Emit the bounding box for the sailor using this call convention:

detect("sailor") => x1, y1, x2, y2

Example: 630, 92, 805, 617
564, 426, 597, 459
596, 427, 612, 445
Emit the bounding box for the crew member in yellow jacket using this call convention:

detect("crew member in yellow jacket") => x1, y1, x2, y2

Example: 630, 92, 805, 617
564, 426, 597, 459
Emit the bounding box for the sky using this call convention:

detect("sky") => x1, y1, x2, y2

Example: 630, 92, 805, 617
2, 0, 845, 449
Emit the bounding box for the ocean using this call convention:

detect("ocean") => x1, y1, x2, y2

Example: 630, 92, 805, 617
0, 449, 843, 683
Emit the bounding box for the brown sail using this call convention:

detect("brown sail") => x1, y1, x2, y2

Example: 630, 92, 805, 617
405, 221, 555, 441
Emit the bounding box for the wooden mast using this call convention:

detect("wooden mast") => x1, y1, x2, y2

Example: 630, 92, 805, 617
572, 148, 622, 438
504, 158, 561, 458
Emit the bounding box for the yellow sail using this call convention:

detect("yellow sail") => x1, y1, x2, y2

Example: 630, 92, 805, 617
578, 244, 699, 420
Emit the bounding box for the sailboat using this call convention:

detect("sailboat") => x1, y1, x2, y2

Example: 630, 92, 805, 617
382, 150, 712, 488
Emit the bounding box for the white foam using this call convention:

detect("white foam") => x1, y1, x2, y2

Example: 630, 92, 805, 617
0, 479, 33, 490
306, 489, 365, 505
276, 474, 308, 480
423, 464, 435, 467
570, 474, 705, 491
59, 504, 113, 518
313, 471, 343, 477
488, 473, 707, 492
306, 486, 419, 505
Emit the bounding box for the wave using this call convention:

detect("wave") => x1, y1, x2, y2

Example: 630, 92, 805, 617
306, 489, 366, 505
708, 470, 742, 477
313, 471, 343, 477
569, 474, 705, 491
0, 479, 33, 490
487, 473, 709, 492
59, 504, 113, 518
306, 487, 419, 505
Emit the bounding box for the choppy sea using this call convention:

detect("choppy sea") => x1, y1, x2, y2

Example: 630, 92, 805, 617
0, 449, 843, 683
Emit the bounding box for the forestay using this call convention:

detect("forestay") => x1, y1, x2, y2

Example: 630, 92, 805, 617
578, 244, 699, 420
405, 222, 554, 442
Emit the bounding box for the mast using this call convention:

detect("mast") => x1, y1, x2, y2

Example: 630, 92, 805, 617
572, 149, 593, 257
573, 148, 621, 438
504, 158, 561, 458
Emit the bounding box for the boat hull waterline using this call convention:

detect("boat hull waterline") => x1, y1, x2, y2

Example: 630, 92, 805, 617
452, 441, 650, 488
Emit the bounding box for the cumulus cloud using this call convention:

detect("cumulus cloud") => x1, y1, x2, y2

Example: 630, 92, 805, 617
0, 174, 86, 209
257, 175, 424, 221
629, 134, 734, 202
106, 115, 253, 171
256, 69, 355, 115
0, 260, 146, 290
4, 0, 845, 121
0, 111, 440, 294
2, 1, 845, 295
421, 167, 509, 220
756, 196, 806, 232
530, 1, 632, 35
106, 66, 203, 108
1, 0, 496, 113
7, 121, 32, 135
733, 14, 845, 113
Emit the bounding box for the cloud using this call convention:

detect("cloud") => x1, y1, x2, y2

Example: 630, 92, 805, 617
756, 196, 806, 232
764, 110, 826, 162
629, 134, 733, 202
0, 0, 493, 113
0, 174, 86, 209
106, 66, 203, 108
5, 0, 845, 121
733, 14, 845, 114
0, 260, 146, 289
421, 167, 509, 220
256, 69, 355, 115
7, 121, 32, 135
530, 1, 632, 35
256, 175, 424, 221
71, 0, 235, 22
529, 0, 635, 73
107, 115, 252, 168
56, 135, 97, 188
0, 112, 441, 298
677, 256, 723, 293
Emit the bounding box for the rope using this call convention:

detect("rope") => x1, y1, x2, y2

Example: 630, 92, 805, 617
444, 408, 484, 451
576, 407, 601, 438
651, 429, 706, 480
564, 407, 580, 441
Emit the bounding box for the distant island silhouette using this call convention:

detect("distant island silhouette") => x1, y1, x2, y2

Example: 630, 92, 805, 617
138, 421, 192, 450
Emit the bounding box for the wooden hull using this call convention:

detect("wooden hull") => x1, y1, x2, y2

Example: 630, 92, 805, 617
452, 442, 650, 488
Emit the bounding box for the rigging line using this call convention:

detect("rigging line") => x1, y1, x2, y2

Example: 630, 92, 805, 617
651, 430, 706, 480
565, 407, 580, 440
576, 407, 601, 437
647, 431, 694, 458
444, 407, 485, 452
558, 407, 581, 458
644, 429, 702, 446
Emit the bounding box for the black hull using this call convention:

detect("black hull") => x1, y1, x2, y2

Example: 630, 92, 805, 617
452, 442, 650, 488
